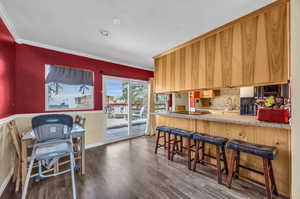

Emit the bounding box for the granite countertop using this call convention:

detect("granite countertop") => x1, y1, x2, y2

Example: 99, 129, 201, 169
151, 112, 290, 129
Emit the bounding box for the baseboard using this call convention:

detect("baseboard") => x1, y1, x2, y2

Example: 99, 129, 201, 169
85, 141, 106, 149
0, 168, 14, 198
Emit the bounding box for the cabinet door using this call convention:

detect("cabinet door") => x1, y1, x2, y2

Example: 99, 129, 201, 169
213, 33, 223, 88
185, 45, 193, 90
154, 58, 162, 92
205, 34, 217, 89
160, 55, 167, 93
198, 40, 207, 89
179, 48, 187, 91
220, 27, 234, 87
165, 54, 171, 92
191, 41, 200, 90
169, 52, 176, 92
231, 23, 243, 87
264, 4, 289, 83
174, 50, 182, 91
241, 16, 258, 86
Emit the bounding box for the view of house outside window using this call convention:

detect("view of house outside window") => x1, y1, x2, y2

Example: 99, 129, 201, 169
45, 65, 94, 110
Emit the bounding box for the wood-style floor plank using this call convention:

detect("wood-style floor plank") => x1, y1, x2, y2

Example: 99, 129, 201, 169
2, 137, 286, 199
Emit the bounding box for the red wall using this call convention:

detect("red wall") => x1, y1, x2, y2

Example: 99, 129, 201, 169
0, 18, 16, 118
15, 44, 153, 114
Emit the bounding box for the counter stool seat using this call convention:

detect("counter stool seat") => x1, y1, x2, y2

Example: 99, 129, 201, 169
193, 133, 228, 147
171, 128, 194, 138
226, 139, 277, 160
156, 126, 172, 133
226, 139, 278, 199
192, 133, 228, 184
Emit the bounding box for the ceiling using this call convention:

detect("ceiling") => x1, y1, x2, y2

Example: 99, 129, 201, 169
0, 0, 276, 71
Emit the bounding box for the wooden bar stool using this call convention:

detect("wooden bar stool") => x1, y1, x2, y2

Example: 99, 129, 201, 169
192, 133, 228, 184
226, 139, 278, 199
154, 126, 174, 160
170, 128, 195, 169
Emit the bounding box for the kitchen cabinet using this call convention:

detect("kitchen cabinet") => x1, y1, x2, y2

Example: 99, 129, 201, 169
154, 1, 289, 93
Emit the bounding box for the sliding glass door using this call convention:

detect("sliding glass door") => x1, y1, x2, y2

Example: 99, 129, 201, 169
130, 81, 148, 136
103, 76, 148, 141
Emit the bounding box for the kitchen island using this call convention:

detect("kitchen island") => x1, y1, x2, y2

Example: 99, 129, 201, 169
151, 112, 291, 197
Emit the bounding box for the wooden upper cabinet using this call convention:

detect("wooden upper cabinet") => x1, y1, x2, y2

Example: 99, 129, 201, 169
204, 34, 217, 89
264, 4, 289, 82
191, 41, 200, 90
154, 58, 161, 93
241, 16, 258, 86
153, 1, 289, 93
220, 27, 234, 87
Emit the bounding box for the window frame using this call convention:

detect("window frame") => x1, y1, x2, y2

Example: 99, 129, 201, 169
45, 64, 95, 111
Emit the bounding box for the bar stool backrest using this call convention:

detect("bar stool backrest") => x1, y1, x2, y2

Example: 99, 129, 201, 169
32, 114, 73, 143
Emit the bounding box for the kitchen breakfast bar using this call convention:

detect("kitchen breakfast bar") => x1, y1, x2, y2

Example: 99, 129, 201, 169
151, 112, 291, 197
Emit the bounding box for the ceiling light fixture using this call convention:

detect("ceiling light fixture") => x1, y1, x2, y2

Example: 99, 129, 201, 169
113, 18, 121, 25
99, 30, 110, 37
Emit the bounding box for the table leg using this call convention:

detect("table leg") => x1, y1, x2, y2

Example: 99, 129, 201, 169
21, 140, 28, 185
80, 134, 85, 175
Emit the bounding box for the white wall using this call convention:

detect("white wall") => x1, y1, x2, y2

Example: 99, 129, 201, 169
291, 0, 300, 198
240, 87, 254, 98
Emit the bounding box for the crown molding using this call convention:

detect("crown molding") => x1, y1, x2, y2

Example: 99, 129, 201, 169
0, 2, 20, 41
17, 38, 154, 71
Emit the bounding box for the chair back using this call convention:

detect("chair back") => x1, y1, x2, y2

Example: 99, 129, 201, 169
32, 114, 73, 142
74, 115, 86, 128
7, 120, 21, 159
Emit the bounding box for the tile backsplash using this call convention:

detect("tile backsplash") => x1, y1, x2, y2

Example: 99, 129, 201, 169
209, 88, 240, 111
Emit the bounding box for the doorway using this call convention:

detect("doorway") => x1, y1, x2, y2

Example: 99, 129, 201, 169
103, 75, 148, 141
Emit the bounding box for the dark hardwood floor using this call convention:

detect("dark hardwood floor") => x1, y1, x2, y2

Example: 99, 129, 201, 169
3, 136, 286, 199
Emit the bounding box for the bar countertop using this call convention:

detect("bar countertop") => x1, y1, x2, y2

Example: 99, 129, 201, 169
151, 111, 290, 129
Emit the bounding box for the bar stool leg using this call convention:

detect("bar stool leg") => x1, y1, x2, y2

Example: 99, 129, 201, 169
154, 130, 161, 154
193, 141, 199, 171
263, 158, 272, 199
187, 138, 191, 169
216, 146, 222, 184
163, 132, 167, 149
235, 151, 240, 179
167, 133, 171, 160
269, 160, 278, 195
200, 142, 205, 164
180, 136, 183, 152
226, 150, 237, 188
171, 135, 177, 161
222, 146, 228, 175
176, 135, 180, 152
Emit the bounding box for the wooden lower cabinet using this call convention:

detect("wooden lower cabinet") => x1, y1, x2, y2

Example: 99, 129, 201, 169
154, 115, 291, 197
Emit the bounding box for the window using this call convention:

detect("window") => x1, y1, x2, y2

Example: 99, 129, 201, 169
45, 65, 94, 110
155, 94, 168, 112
